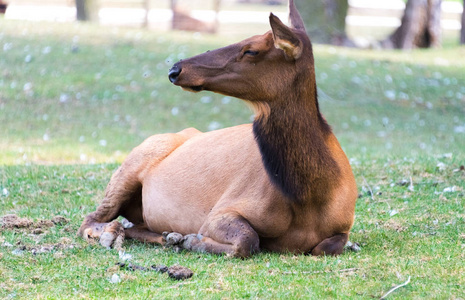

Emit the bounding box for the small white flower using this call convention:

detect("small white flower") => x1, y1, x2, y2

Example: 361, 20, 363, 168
110, 274, 121, 284
171, 107, 179, 116
12, 249, 24, 256
200, 96, 212, 104
208, 121, 222, 131
436, 162, 446, 171
23, 82, 33, 91
443, 186, 457, 193
42, 46, 51, 54
454, 125, 465, 133
384, 90, 396, 100
408, 184, 415, 192
59, 93, 70, 103
442, 153, 453, 159
118, 251, 132, 262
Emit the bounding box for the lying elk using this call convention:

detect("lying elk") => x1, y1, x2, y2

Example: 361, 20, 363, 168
78, 0, 357, 257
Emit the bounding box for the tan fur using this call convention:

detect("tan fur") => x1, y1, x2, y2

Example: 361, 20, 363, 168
78, 1, 357, 258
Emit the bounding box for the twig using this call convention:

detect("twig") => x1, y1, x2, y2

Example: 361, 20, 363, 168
380, 276, 411, 299
283, 268, 359, 275
408, 176, 414, 192
362, 175, 375, 201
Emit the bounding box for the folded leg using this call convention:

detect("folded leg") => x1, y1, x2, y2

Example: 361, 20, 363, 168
177, 211, 260, 258
310, 233, 349, 256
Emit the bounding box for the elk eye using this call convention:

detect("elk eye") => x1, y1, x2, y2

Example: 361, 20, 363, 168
244, 50, 259, 56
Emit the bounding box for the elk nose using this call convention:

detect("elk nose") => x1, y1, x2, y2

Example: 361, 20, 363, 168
168, 64, 181, 83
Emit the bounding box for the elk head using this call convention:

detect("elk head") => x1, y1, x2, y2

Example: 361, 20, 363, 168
168, 0, 315, 106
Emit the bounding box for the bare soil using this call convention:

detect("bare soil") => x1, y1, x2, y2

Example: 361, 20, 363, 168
1, 214, 69, 232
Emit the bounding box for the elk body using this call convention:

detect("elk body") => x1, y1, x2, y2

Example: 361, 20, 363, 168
78, 0, 357, 257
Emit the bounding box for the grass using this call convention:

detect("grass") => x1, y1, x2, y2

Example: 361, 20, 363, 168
1, 17, 464, 299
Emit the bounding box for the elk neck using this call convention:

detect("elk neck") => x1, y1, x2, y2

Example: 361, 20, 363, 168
252, 71, 340, 205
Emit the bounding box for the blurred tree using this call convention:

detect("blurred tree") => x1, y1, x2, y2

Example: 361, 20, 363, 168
143, 0, 150, 28
0, 0, 8, 14
461, 0, 465, 44
75, 0, 99, 22
296, 0, 354, 46
381, 0, 442, 49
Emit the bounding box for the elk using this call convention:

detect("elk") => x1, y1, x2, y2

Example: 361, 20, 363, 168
78, 0, 357, 258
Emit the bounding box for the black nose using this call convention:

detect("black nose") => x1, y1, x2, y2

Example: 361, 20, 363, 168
168, 64, 181, 83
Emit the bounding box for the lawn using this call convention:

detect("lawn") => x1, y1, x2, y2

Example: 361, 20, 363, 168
1, 17, 464, 299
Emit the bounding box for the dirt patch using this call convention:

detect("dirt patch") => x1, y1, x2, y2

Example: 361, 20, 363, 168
51, 216, 69, 226
1, 214, 69, 233
1, 214, 33, 229
5, 238, 78, 256
1, 214, 75, 256
383, 219, 408, 232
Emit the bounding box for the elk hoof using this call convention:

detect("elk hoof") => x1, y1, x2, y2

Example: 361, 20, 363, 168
100, 232, 115, 248
99, 220, 125, 250
181, 234, 204, 252
165, 232, 184, 246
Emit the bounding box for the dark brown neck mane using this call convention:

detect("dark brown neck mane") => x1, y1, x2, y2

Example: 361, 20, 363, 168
252, 74, 340, 204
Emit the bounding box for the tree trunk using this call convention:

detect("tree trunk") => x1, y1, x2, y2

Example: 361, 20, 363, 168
213, 0, 221, 30
461, 0, 465, 44
75, 0, 99, 22
143, 0, 150, 28
296, 0, 354, 46
0, 1, 8, 14
381, 0, 442, 49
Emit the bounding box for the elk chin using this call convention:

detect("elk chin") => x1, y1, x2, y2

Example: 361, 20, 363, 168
181, 85, 203, 93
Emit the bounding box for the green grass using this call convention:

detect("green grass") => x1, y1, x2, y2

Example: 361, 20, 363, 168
1, 18, 464, 299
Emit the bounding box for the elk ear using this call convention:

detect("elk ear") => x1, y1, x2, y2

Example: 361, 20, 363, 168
288, 0, 306, 30
269, 13, 303, 61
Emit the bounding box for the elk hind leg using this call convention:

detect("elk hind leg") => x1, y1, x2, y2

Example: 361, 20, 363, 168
171, 212, 260, 258
310, 233, 349, 256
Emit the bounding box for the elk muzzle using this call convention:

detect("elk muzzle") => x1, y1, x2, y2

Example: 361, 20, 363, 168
168, 61, 204, 92
168, 64, 182, 83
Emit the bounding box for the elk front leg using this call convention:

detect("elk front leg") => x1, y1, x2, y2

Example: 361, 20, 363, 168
77, 164, 143, 249
170, 212, 260, 258
78, 130, 200, 248
124, 224, 165, 245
